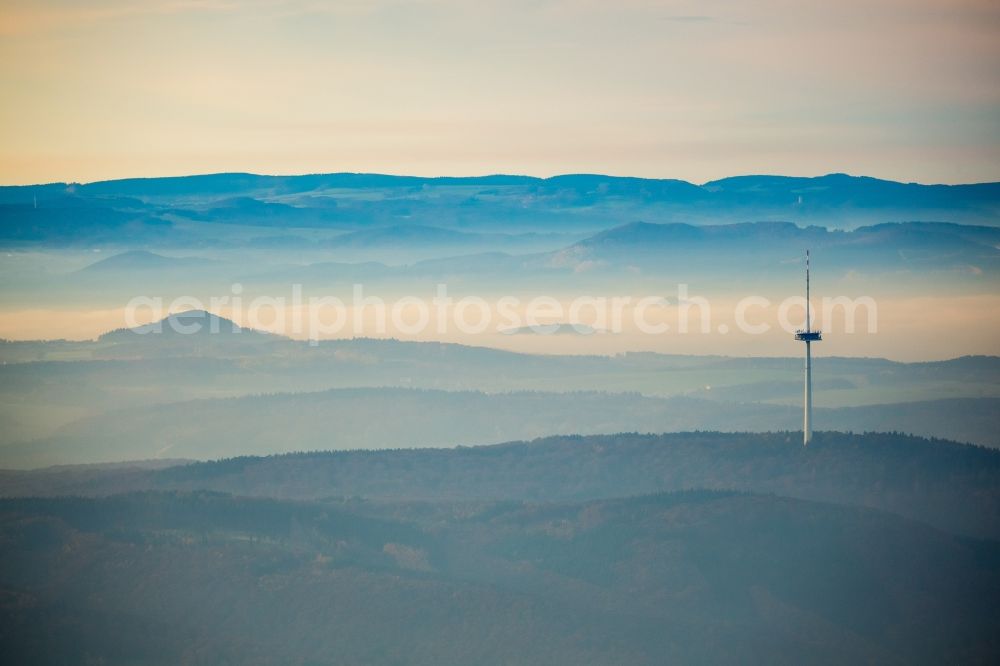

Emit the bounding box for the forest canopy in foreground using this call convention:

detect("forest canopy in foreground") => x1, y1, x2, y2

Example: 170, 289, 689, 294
1, 488, 997, 665
4, 431, 1000, 664
3, 431, 1000, 539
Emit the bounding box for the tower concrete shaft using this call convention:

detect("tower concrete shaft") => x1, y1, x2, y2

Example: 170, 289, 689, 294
794, 250, 821, 446
804, 340, 812, 445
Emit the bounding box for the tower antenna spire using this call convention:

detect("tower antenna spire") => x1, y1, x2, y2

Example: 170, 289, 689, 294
794, 250, 821, 445
805, 250, 810, 332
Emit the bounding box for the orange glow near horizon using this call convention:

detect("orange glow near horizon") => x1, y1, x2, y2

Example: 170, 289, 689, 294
2, 293, 998, 362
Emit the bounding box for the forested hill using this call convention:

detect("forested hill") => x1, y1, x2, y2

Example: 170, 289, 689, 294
3, 431, 999, 664
1, 489, 998, 665
4, 431, 999, 539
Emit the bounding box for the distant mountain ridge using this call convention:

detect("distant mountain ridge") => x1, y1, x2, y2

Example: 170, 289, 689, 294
98, 310, 278, 341
56, 221, 1000, 282
3, 171, 999, 247
3, 171, 998, 198
77, 250, 213, 273
572, 219, 1000, 247
2, 172, 997, 218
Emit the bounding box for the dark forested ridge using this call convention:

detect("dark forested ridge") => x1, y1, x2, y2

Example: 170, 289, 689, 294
3, 431, 1000, 664
4, 431, 999, 540
1, 489, 998, 665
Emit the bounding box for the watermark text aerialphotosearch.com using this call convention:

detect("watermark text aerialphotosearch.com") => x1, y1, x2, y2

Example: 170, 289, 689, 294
124, 283, 878, 343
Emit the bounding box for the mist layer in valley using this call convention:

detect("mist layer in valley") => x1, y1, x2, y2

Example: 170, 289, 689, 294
1, 172, 998, 358
0, 311, 997, 468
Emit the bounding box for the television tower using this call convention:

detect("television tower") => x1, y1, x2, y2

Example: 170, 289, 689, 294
794, 250, 821, 445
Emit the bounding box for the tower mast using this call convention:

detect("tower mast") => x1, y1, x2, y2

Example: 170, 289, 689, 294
795, 250, 821, 445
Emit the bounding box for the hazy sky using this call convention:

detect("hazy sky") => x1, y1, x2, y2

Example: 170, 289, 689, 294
1, 0, 998, 185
